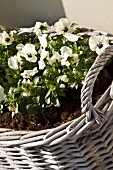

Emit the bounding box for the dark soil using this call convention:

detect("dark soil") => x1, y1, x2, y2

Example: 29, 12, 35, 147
0, 61, 113, 131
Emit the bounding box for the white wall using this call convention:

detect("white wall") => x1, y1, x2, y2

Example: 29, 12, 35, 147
62, 0, 113, 33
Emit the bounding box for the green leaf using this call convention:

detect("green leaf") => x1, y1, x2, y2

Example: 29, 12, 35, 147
26, 104, 44, 115
32, 96, 40, 103
0, 25, 6, 32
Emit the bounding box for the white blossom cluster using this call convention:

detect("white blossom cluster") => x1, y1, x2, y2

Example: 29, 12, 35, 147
0, 18, 112, 116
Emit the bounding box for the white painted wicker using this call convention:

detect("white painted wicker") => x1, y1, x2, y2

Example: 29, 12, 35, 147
0, 29, 113, 170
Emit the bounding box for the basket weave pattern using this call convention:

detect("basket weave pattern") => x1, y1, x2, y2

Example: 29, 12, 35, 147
0, 30, 113, 170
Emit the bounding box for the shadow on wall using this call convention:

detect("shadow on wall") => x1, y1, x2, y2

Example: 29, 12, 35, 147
0, 0, 66, 28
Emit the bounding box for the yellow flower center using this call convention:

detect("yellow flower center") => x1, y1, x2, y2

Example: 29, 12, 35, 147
28, 53, 32, 58
98, 43, 103, 49
5, 38, 10, 42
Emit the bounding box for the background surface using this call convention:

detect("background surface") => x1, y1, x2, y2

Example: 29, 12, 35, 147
0, 0, 65, 27
0, 0, 113, 33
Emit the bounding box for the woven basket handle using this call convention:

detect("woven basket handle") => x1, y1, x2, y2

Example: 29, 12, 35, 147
81, 45, 113, 123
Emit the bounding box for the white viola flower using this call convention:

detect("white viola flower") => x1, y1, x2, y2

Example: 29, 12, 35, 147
35, 29, 42, 36
64, 33, 79, 42
1, 31, 14, 46
89, 35, 109, 55
8, 87, 14, 95
60, 46, 79, 66
20, 43, 37, 62
38, 58, 46, 70
8, 55, 22, 70
70, 54, 79, 64
60, 75, 69, 83
48, 52, 61, 65
33, 76, 39, 84
22, 79, 31, 85
21, 79, 31, 97
60, 46, 72, 66
34, 22, 43, 29
10, 30, 17, 36
0, 85, 5, 102
40, 48, 49, 60
60, 46, 72, 56
34, 21, 50, 35
43, 69, 47, 76
16, 43, 24, 51
22, 90, 31, 97
44, 25, 55, 33
60, 84, 65, 88
54, 18, 74, 33
36, 22, 49, 29
38, 34, 47, 49
21, 67, 38, 78
61, 59, 70, 66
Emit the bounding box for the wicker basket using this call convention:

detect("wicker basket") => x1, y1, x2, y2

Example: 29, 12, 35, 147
0, 29, 113, 170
